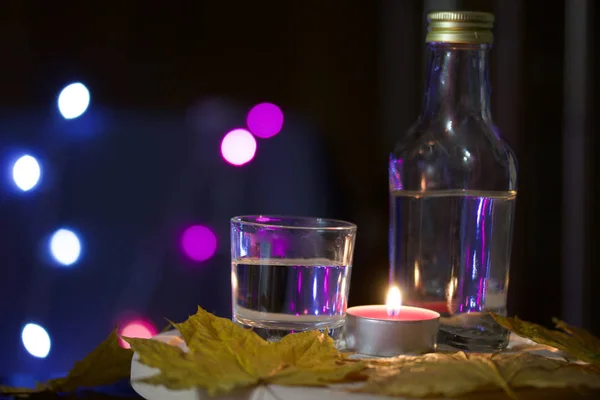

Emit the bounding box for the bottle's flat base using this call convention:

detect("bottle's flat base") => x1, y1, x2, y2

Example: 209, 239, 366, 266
438, 326, 510, 352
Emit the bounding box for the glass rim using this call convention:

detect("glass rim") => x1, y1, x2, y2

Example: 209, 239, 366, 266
230, 215, 357, 231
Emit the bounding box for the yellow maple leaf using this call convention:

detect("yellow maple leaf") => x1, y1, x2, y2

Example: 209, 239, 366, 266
491, 353, 600, 390
126, 306, 365, 396
0, 386, 38, 397
358, 351, 514, 398
491, 313, 600, 367
0, 328, 132, 396
357, 352, 600, 399
45, 328, 133, 392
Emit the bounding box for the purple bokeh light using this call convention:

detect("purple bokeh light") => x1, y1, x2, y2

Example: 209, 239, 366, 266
181, 225, 218, 262
255, 216, 282, 223
246, 102, 284, 139
220, 129, 257, 166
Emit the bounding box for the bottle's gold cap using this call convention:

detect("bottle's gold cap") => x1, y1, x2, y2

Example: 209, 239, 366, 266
426, 11, 494, 44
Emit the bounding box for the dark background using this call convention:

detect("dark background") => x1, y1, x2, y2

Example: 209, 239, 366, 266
0, 0, 598, 385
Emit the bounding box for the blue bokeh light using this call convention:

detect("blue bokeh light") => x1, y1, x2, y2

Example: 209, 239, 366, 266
57, 82, 90, 119
21, 323, 51, 358
12, 155, 41, 192
49, 228, 82, 267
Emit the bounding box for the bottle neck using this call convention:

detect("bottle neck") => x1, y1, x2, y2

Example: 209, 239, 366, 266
422, 43, 491, 120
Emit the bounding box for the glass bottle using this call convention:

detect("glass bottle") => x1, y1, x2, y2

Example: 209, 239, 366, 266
388, 11, 517, 351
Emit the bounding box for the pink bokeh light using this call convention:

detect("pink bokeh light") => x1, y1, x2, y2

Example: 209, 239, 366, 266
255, 216, 282, 223
119, 319, 158, 349
246, 102, 284, 139
220, 129, 257, 166
181, 225, 218, 262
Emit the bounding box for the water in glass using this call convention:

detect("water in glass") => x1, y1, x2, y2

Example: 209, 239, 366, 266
232, 257, 350, 341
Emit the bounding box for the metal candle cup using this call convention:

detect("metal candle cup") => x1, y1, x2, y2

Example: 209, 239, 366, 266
345, 305, 440, 357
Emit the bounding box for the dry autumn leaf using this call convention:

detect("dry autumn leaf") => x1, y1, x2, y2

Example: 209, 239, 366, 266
357, 351, 600, 399
492, 353, 600, 389
44, 328, 134, 392
491, 313, 600, 367
358, 351, 514, 398
0, 328, 132, 396
0, 386, 38, 397
126, 306, 365, 396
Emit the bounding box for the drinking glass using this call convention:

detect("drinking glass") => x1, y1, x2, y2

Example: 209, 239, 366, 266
230, 215, 357, 342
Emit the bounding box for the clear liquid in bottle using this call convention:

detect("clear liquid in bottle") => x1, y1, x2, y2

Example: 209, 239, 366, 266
390, 189, 515, 351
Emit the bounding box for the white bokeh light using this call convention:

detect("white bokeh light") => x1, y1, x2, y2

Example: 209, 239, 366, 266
220, 128, 257, 166
21, 323, 51, 358
12, 155, 41, 191
49, 228, 82, 266
57, 82, 90, 119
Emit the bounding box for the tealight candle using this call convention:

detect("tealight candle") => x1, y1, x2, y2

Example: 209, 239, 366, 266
345, 286, 440, 356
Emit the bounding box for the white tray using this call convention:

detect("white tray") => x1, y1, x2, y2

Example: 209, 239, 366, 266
130, 330, 561, 400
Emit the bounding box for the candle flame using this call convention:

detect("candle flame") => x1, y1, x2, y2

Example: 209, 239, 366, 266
386, 286, 402, 317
